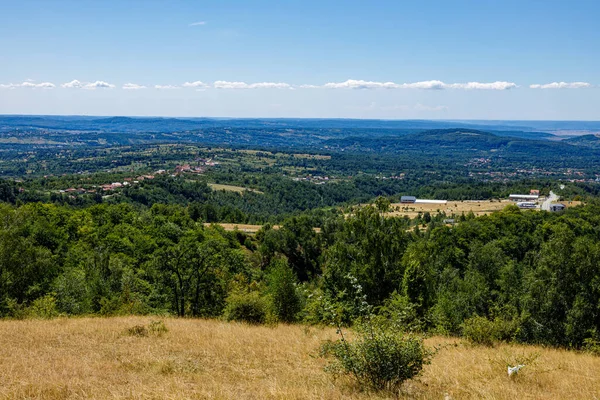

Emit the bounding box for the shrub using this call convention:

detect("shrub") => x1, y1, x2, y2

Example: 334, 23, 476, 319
126, 325, 149, 337
377, 291, 427, 332
27, 294, 59, 319
125, 320, 168, 337
462, 316, 496, 346
223, 291, 268, 324
462, 316, 519, 346
148, 320, 169, 336
321, 326, 431, 391
266, 258, 301, 323
583, 329, 600, 356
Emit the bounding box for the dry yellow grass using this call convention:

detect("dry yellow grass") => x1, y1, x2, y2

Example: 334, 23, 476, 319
208, 183, 263, 194
0, 317, 599, 400
386, 200, 511, 219
203, 223, 321, 234
203, 223, 279, 233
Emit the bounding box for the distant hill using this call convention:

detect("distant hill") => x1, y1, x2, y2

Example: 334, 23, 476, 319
564, 134, 600, 148
323, 128, 590, 161
0, 115, 564, 138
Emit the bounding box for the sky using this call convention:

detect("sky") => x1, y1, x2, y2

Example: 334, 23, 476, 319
1, 0, 599, 120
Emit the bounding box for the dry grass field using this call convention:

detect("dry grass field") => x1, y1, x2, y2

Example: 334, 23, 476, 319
203, 223, 277, 233
208, 183, 264, 194
1, 317, 599, 400
385, 200, 582, 219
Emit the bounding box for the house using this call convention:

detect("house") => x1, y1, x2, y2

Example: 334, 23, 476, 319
530, 189, 540, 196
549, 203, 566, 212
401, 196, 417, 204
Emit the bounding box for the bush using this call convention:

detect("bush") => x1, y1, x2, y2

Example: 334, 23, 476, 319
266, 258, 301, 323
126, 325, 148, 337
27, 294, 60, 319
149, 320, 169, 336
377, 292, 427, 332
462, 316, 496, 346
583, 329, 600, 356
223, 291, 269, 324
125, 320, 168, 337
321, 325, 431, 391
462, 316, 519, 346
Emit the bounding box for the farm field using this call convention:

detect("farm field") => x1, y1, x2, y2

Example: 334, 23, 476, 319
0, 317, 599, 400
385, 199, 582, 219
208, 183, 264, 194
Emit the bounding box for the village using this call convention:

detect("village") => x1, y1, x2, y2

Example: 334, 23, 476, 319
56, 158, 219, 195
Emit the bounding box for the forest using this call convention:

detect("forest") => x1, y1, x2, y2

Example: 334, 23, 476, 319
1, 199, 599, 350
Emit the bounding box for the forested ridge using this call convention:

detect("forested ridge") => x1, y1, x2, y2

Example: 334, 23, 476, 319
1, 199, 599, 349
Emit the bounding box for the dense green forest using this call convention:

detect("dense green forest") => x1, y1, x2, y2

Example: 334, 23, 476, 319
1, 199, 599, 349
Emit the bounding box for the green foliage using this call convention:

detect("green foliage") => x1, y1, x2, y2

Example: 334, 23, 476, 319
223, 291, 269, 324
148, 320, 169, 336
27, 294, 60, 319
377, 291, 427, 332
462, 316, 519, 346
266, 258, 302, 323
320, 325, 431, 391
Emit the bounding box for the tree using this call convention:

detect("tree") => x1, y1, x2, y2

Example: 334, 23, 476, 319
267, 258, 301, 322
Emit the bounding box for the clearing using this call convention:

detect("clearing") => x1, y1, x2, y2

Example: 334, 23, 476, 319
0, 317, 598, 399
208, 183, 264, 194
385, 199, 581, 219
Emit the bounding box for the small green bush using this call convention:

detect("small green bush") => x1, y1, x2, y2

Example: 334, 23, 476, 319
583, 329, 600, 356
321, 327, 431, 391
223, 291, 268, 324
148, 320, 169, 336
462, 316, 496, 346
462, 316, 518, 346
27, 294, 60, 319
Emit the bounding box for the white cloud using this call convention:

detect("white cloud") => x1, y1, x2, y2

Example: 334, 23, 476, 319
182, 81, 209, 89
446, 81, 518, 90
189, 21, 206, 26
86, 81, 115, 89
61, 79, 115, 89
154, 85, 180, 89
316, 79, 516, 90
530, 81, 591, 89
323, 79, 399, 89
213, 81, 292, 89
399, 80, 446, 90
0, 81, 55, 89
122, 83, 146, 90
61, 80, 84, 88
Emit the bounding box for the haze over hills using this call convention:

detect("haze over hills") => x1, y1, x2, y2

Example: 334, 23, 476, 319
1, 115, 599, 136
1, 115, 600, 170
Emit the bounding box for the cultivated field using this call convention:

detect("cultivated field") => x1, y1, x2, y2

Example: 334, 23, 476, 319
0, 317, 599, 399
385, 199, 581, 219
208, 183, 263, 194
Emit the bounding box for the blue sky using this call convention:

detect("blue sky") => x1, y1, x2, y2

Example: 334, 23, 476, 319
1, 0, 599, 119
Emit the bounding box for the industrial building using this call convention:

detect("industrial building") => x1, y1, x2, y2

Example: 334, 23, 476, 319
400, 196, 417, 204
549, 203, 566, 212
509, 194, 539, 202
517, 201, 537, 209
